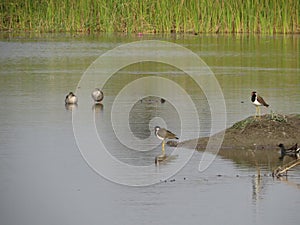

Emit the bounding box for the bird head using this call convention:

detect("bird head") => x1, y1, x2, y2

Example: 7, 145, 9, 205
154, 126, 160, 132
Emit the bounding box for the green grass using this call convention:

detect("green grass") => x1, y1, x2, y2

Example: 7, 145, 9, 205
0, 0, 299, 34
231, 117, 255, 130
231, 112, 288, 130
268, 111, 288, 123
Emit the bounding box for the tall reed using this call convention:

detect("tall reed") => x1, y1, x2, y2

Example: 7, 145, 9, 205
0, 0, 299, 34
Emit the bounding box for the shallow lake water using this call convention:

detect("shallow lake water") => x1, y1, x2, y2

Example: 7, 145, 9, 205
0, 33, 299, 225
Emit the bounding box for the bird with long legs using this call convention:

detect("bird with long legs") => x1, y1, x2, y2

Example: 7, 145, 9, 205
154, 126, 178, 165
251, 91, 269, 119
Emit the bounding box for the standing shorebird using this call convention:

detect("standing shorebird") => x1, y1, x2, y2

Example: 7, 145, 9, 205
251, 91, 269, 118
154, 126, 179, 165
154, 126, 178, 155
91, 88, 104, 103
65, 92, 78, 104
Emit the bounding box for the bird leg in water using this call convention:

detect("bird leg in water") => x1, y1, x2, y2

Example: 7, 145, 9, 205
162, 140, 165, 155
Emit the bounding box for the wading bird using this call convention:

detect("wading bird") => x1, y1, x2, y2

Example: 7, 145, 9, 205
154, 126, 178, 155
154, 126, 179, 165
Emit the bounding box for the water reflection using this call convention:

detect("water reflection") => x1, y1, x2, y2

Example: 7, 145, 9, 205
129, 96, 179, 140
251, 175, 270, 203
278, 177, 300, 190
92, 94, 181, 167
252, 175, 262, 202
65, 103, 78, 111
92, 103, 104, 113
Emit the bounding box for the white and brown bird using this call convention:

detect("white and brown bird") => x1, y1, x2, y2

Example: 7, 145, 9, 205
154, 126, 179, 165
91, 88, 104, 103
251, 91, 269, 118
154, 126, 178, 155
65, 92, 78, 104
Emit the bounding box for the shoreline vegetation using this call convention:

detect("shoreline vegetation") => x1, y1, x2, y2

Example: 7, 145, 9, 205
176, 114, 300, 151
165, 114, 300, 169
0, 0, 299, 34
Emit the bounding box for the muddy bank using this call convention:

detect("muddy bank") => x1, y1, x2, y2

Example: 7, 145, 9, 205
175, 114, 300, 151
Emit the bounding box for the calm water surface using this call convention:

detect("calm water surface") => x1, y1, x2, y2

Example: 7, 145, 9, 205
0, 33, 299, 225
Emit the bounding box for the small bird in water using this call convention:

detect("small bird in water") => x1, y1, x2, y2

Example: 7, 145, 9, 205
91, 88, 104, 103
278, 143, 299, 160
65, 92, 78, 104
251, 91, 269, 118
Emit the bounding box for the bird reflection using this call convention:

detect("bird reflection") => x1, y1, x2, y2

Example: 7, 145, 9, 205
92, 103, 104, 113
252, 175, 262, 202
65, 103, 78, 111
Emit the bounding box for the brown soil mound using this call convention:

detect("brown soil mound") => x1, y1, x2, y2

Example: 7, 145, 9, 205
177, 114, 300, 151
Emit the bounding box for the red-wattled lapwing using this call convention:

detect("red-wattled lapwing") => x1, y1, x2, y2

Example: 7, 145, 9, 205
154, 126, 178, 164
91, 88, 104, 103
251, 91, 269, 118
65, 92, 78, 104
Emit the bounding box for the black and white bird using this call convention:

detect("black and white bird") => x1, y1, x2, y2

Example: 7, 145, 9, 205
278, 143, 299, 160
65, 92, 78, 104
91, 88, 104, 103
251, 91, 269, 118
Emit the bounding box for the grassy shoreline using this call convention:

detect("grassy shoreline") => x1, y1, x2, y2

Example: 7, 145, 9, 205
1, 0, 299, 34
177, 114, 300, 151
